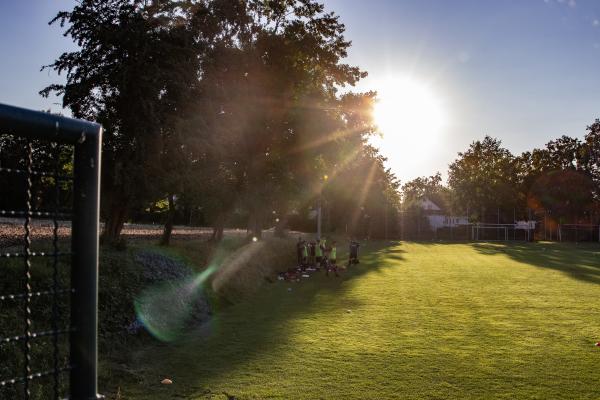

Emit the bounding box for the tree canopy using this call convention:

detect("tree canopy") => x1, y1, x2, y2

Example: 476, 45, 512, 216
32, 0, 600, 243
40, 0, 399, 244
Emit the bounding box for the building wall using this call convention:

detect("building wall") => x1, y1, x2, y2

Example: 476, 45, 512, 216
426, 215, 470, 230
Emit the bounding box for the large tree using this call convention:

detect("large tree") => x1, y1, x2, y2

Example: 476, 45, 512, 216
448, 136, 519, 222
582, 119, 600, 199
193, 0, 368, 239
41, 0, 215, 244
42, 0, 400, 244
517, 135, 593, 221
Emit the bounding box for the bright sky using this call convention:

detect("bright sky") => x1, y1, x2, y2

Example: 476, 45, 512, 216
326, 0, 600, 182
1, 1, 600, 183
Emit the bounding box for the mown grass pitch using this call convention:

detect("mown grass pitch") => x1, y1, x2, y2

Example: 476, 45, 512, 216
115, 242, 600, 399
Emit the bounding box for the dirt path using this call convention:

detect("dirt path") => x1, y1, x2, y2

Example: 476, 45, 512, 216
0, 218, 251, 249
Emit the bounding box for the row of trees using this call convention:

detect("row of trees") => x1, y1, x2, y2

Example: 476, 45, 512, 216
403, 119, 600, 228
36, 0, 399, 245
8, 0, 595, 242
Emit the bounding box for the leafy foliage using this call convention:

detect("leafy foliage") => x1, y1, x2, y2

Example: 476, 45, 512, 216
41, 0, 399, 244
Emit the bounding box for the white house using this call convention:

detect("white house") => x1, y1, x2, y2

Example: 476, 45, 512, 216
427, 214, 470, 230
419, 197, 442, 212
419, 197, 469, 230
515, 220, 536, 230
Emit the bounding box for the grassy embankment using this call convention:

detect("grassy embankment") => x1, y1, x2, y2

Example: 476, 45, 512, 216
1, 235, 295, 399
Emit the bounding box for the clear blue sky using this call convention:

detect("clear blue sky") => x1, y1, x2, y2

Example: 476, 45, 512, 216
1, 0, 600, 182
0, 1, 77, 111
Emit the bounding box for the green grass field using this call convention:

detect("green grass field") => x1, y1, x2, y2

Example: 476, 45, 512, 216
112, 241, 600, 399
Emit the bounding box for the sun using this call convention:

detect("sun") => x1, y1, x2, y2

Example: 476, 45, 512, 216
372, 77, 446, 158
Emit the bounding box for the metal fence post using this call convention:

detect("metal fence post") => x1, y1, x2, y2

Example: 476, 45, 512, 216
71, 126, 102, 399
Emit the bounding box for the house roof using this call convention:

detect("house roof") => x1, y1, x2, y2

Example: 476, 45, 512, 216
419, 197, 442, 211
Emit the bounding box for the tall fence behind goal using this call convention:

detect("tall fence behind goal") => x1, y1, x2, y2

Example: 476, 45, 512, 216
0, 103, 102, 400
471, 223, 532, 241
557, 224, 600, 243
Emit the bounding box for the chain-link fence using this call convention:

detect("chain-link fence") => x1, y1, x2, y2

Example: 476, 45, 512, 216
0, 103, 102, 400
399, 208, 600, 243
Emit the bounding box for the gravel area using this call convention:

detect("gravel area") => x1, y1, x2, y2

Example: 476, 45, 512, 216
0, 217, 250, 250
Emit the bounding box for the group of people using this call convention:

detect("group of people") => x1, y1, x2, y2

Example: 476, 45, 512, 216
295, 237, 360, 277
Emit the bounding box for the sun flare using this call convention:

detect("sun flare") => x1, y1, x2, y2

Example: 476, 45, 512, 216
372, 78, 446, 156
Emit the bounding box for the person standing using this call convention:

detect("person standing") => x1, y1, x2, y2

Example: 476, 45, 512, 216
315, 238, 323, 269
296, 237, 305, 267
308, 241, 316, 267
301, 240, 309, 269
330, 241, 337, 266
326, 241, 339, 277
348, 239, 360, 266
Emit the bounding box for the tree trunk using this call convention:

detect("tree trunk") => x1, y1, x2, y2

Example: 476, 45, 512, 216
247, 211, 263, 239
274, 216, 287, 238
101, 202, 128, 247
160, 194, 175, 246
274, 204, 289, 238
210, 212, 225, 242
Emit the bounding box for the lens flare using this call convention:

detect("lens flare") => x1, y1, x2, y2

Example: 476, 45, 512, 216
135, 278, 200, 341
134, 262, 220, 342
134, 240, 269, 342
211, 241, 266, 295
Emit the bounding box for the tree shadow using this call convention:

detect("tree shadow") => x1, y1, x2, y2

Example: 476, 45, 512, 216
471, 241, 600, 285
112, 240, 406, 398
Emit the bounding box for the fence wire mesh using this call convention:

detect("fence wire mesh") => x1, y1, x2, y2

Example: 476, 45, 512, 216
1, 137, 74, 400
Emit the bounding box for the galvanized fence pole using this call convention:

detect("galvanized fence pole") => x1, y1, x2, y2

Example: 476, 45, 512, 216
71, 126, 102, 400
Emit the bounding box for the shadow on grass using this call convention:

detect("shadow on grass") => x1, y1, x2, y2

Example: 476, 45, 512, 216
119, 240, 406, 398
470, 241, 600, 285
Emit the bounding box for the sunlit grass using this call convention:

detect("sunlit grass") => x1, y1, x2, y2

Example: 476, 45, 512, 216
112, 241, 600, 399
